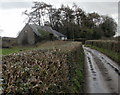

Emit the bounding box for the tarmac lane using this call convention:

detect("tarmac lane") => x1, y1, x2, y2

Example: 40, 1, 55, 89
83, 46, 119, 94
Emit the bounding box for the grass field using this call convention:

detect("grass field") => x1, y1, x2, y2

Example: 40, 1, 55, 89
1, 41, 72, 55
1, 47, 33, 55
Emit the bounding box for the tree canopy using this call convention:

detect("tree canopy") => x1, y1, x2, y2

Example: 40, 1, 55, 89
23, 2, 117, 40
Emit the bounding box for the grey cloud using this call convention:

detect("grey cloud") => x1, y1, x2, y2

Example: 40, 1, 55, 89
0, 2, 32, 9
0, 29, 3, 32
0, 29, 3, 35
78, 2, 118, 15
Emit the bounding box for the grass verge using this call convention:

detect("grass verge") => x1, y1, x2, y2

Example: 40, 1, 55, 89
85, 44, 120, 66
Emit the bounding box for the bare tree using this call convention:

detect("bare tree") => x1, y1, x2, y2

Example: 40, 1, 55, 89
23, 2, 52, 26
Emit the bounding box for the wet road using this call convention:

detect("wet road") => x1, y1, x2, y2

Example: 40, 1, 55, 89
83, 46, 120, 94
0, 52, 1, 93
0, 61, 2, 94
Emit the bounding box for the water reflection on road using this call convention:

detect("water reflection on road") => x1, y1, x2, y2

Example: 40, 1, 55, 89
83, 46, 119, 94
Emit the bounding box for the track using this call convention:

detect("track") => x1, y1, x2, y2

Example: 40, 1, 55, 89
0, 61, 2, 94
83, 46, 119, 94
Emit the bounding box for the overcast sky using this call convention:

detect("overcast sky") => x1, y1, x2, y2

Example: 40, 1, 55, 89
0, 0, 119, 37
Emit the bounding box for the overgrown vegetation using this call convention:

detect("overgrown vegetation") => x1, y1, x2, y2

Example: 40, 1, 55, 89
85, 40, 120, 65
38, 29, 54, 40
2, 41, 84, 94
24, 2, 117, 40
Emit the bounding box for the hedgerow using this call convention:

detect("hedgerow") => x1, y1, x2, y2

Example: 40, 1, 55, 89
85, 40, 120, 65
86, 40, 120, 53
2, 41, 84, 94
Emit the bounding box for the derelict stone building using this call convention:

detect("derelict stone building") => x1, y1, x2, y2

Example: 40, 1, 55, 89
17, 24, 41, 45
17, 23, 67, 45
